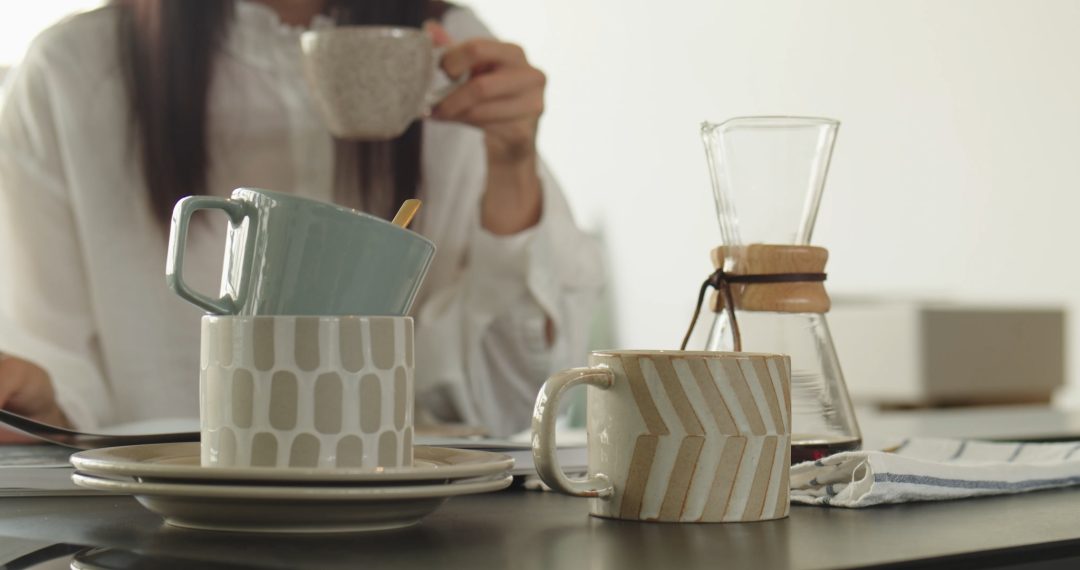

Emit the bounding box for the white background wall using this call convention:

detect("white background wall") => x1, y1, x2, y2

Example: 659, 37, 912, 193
467, 0, 1080, 401
5, 2, 1079, 400
0, 1, 100, 64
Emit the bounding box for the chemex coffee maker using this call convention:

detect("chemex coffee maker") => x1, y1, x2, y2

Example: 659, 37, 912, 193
683, 116, 862, 463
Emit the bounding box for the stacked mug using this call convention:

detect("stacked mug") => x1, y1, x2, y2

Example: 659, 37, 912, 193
166, 22, 468, 471
167, 187, 435, 470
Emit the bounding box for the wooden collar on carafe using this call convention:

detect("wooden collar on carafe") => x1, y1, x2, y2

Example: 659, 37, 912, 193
710, 244, 831, 313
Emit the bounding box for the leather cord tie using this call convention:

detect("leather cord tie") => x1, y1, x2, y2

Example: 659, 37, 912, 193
679, 269, 827, 351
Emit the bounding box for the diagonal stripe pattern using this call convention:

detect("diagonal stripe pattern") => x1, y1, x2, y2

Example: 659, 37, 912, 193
596, 352, 790, 523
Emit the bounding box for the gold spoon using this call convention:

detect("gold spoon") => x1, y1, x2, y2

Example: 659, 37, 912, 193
391, 199, 422, 229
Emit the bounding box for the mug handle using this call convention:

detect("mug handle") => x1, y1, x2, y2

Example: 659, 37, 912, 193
422, 48, 471, 114
532, 367, 615, 498
166, 196, 250, 315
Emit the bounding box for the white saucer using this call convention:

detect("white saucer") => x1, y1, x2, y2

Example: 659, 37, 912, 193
71, 471, 513, 533
71, 443, 513, 484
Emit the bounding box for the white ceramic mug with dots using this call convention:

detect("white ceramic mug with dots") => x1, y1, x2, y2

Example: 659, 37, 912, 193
200, 315, 414, 470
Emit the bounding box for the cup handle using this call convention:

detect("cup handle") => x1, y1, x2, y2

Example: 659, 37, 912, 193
531, 367, 615, 498
422, 48, 471, 114
166, 196, 249, 315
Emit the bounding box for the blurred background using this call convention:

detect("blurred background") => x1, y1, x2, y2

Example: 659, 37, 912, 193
472, 0, 1079, 408
4, 1, 1077, 407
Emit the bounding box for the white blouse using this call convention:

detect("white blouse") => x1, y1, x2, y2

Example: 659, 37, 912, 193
0, 2, 602, 437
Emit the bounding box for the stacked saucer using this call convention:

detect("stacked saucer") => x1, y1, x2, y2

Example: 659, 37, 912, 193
71, 443, 513, 533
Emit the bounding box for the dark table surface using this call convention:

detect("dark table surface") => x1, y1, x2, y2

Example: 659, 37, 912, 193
7, 406, 1080, 570
2, 486, 1080, 570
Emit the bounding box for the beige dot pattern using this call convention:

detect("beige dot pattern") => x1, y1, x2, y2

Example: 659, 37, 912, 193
231, 370, 254, 428
314, 373, 343, 434
200, 316, 414, 470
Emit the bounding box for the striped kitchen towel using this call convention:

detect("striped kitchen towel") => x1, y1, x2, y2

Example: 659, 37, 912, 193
790, 438, 1080, 508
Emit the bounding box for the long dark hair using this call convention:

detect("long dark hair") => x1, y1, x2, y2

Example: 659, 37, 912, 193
115, 0, 451, 222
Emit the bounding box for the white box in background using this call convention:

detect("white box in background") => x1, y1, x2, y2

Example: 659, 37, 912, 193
828, 300, 1065, 407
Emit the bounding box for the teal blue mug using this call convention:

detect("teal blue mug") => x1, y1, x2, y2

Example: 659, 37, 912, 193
166, 188, 435, 316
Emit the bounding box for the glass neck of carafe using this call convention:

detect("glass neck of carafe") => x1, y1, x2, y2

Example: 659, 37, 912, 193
701, 116, 839, 251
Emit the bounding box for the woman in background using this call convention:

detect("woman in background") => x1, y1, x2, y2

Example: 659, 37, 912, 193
0, 0, 601, 438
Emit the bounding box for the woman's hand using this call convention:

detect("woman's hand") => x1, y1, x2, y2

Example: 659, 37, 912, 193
428, 23, 545, 235
0, 356, 69, 443
432, 33, 546, 165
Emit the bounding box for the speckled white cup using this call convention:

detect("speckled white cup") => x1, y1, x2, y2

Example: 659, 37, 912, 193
200, 315, 414, 470
300, 26, 458, 140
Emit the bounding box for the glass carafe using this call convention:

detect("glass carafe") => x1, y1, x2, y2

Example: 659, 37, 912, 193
701, 116, 861, 463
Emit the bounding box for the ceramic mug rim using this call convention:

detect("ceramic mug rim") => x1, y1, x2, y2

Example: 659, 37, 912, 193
202, 315, 414, 323
589, 349, 785, 359
300, 26, 430, 47
232, 187, 435, 250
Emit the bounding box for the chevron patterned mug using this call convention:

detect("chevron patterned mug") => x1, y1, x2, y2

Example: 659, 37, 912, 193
532, 350, 791, 523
